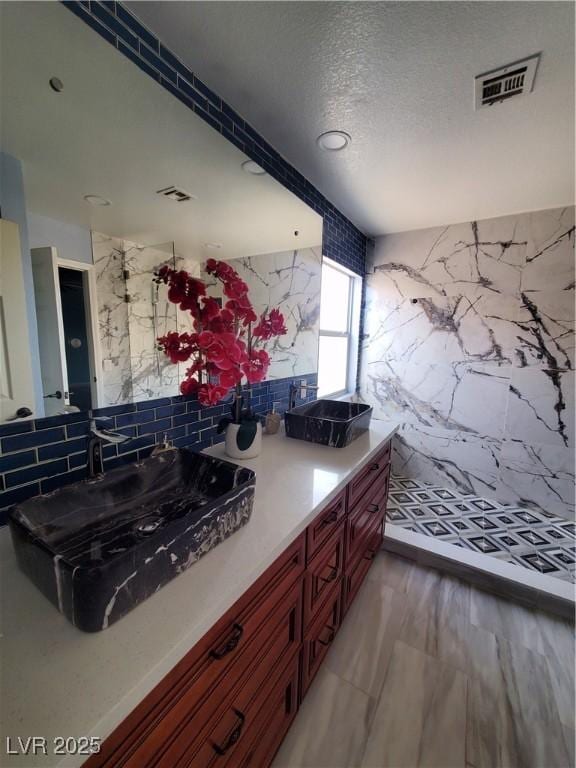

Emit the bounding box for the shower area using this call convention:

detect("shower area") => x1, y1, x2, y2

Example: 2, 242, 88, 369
359, 206, 575, 598
92, 233, 200, 407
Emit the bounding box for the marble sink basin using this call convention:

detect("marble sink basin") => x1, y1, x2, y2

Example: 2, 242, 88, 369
8, 449, 256, 632
284, 399, 373, 448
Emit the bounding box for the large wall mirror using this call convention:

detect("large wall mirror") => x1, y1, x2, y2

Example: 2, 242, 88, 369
0, 2, 323, 424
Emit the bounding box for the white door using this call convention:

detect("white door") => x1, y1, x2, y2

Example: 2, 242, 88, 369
0, 219, 36, 421
31, 247, 69, 416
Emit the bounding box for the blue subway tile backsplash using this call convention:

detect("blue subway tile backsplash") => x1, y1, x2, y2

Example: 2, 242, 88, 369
0, 373, 318, 523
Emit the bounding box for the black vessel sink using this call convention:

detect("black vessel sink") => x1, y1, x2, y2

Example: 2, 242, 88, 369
9, 449, 255, 632
284, 400, 372, 448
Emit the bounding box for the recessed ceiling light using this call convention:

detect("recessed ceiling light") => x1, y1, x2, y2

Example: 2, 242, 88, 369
316, 130, 351, 152
241, 160, 266, 175
84, 194, 111, 207
204, 243, 222, 250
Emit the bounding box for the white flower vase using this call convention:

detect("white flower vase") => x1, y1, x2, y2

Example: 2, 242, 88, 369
225, 421, 262, 460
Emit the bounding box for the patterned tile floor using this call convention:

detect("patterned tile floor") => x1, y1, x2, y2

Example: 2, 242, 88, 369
387, 476, 576, 583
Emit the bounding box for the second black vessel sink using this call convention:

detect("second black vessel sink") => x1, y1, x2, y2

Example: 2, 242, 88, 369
285, 399, 372, 448
9, 449, 256, 632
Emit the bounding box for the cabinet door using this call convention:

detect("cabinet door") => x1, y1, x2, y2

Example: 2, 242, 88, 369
234, 654, 301, 768
304, 524, 345, 629
348, 441, 391, 513
343, 518, 383, 616
306, 489, 347, 560
346, 464, 390, 562
164, 580, 303, 767
302, 587, 342, 695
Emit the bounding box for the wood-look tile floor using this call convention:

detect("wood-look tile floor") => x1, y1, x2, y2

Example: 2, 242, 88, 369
272, 552, 575, 768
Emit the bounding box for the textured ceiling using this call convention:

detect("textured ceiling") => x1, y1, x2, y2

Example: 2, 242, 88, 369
128, 1, 575, 235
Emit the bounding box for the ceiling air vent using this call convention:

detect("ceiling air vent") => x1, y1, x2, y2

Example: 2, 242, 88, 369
474, 54, 540, 110
156, 186, 195, 203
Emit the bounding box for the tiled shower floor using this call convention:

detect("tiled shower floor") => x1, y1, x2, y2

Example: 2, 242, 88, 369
387, 476, 576, 583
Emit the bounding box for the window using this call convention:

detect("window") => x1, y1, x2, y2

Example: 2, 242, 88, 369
317, 259, 360, 397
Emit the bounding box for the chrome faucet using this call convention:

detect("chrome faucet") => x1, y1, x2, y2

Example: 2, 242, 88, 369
87, 415, 130, 478
288, 382, 319, 411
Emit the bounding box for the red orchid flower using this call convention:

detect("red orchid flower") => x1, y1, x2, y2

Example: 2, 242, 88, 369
159, 259, 287, 406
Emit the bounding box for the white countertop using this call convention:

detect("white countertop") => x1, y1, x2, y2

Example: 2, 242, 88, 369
0, 420, 397, 768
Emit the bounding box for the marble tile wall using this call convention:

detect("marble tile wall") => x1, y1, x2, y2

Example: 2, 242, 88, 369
359, 207, 575, 521
203, 246, 322, 380
92, 232, 200, 406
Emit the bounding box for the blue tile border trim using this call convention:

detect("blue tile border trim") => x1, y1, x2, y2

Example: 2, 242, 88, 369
0, 373, 318, 524
61, 0, 368, 277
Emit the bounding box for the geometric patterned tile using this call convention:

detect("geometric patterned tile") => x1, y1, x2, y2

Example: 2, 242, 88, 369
543, 527, 571, 542
469, 499, 498, 512
389, 491, 418, 505
468, 515, 501, 531
386, 507, 410, 523
516, 529, 550, 546
396, 479, 422, 490
543, 547, 576, 568
511, 509, 546, 525
420, 520, 454, 537
467, 535, 503, 554
495, 513, 517, 527
412, 490, 436, 502
492, 531, 526, 550
404, 505, 433, 520
427, 503, 458, 518
516, 552, 562, 575
558, 522, 576, 538
430, 488, 458, 500
386, 474, 576, 584
447, 519, 476, 534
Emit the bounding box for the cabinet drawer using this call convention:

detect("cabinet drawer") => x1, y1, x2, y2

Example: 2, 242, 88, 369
302, 585, 342, 695
348, 441, 391, 513
87, 534, 306, 768
164, 579, 303, 767
343, 518, 383, 616
306, 489, 346, 561
185, 652, 299, 768
234, 653, 300, 768
346, 464, 390, 562
304, 524, 345, 629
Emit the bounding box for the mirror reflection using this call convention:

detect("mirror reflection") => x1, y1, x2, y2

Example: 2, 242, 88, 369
0, 1, 323, 424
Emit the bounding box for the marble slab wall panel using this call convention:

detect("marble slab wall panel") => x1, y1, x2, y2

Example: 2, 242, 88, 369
203, 246, 322, 380
92, 233, 131, 368
93, 232, 200, 406
360, 207, 575, 520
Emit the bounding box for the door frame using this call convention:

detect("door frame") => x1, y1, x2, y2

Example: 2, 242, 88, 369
57, 257, 104, 410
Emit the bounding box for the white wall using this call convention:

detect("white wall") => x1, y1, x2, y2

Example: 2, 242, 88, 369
28, 213, 93, 265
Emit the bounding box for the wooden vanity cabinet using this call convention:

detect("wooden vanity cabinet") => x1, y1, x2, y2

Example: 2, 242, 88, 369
86, 440, 391, 768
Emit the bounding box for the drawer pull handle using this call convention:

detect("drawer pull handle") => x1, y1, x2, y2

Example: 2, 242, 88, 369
370, 463, 380, 471
319, 565, 339, 584
210, 623, 244, 660
212, 708, 246, 755
364, 549, 377, 561
368, 503, 379, 513
318, 624, 336, 647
